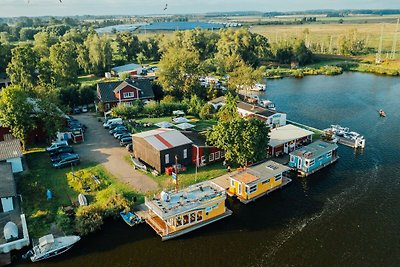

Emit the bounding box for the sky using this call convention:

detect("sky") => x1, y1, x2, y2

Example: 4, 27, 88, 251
0, 0, 399, 17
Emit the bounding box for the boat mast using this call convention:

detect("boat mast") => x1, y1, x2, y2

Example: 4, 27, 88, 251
390, 18, 399, 59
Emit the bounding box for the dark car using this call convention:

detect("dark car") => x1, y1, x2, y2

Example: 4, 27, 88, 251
120, 137, 132, 146
109, 122, 124, 130
53, 154, 80, 168
116, 133, 131, 140
49, 146, 74, 156
50, 152, 77, 163
109, 126, 127, 135
72, 107, 81, 114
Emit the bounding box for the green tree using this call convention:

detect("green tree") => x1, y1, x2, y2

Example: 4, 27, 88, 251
157, 47, 201, 98
115, 32, 141, 62
49, 41, 78, 86
199, 103, 213, 120
19, 27, 38, 41
216, 93, 239, 121
33, 31, 58, 58
0, 42, 12, 73
75, 205, 103, 236
0, 85, 36, 150
84, 34, 112, 75
292, 39, 313, 65
6, 45, 39, 89
206, 117, 270, 166
228, 60, 264, 93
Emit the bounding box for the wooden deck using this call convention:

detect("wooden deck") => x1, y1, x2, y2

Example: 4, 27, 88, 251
132, 204, 150, 220
235, 176, 292, 204
211, 170, 239, 190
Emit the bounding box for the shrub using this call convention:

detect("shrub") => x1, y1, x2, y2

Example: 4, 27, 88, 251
55, 208, 73, 234
95, 187, 130, 218
75, 205, 104, 236
199, 104, 214, 120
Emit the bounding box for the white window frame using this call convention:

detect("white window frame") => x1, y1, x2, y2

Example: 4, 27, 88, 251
123, 92, 135, 98
209, 153, 214, 162
215, 151, 221, 160
165, 154, 170, 164
327, 151, 332, 158
230, 179, 235, 187
183, 149, 187, 159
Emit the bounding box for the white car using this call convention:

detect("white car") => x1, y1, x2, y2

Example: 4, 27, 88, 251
46, 141, 69, 152
81, 106, 88, 113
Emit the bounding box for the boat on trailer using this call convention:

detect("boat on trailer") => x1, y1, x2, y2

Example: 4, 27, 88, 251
23, 234, 80, 262
120, 211, 143, 226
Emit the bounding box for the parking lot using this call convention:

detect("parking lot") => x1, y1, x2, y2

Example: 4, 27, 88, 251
72, 113, 158, 193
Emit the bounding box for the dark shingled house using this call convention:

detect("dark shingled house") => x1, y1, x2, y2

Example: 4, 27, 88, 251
97, 78, 155, 111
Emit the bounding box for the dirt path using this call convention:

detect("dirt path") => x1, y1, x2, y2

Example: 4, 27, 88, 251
72, 113, 158, 193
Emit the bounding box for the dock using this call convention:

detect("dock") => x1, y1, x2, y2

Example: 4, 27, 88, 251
132, 204, 150, 221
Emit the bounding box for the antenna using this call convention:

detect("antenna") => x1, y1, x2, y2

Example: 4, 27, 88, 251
376, 23, 384, 64
390, 18, 399, 59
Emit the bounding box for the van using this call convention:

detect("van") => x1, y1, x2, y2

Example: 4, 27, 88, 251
103, 118, 122, 128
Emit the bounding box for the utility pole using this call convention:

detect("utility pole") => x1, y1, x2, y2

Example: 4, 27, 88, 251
376, 24, 384, 64
390, 18, 399, 59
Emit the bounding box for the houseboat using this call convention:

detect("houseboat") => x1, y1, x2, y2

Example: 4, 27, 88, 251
289, 140, 339, 177
145, 181, 232, 241
227, 161, 291, 204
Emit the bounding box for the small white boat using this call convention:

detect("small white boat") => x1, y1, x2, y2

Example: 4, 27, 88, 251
78, 193, 88, 206
249, 83, 266, 91
130, 155, 147, 171
24, 234, 80, 262
260, 99, 276, 111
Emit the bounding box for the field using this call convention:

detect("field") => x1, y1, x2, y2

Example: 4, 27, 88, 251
251, 22, 400, 54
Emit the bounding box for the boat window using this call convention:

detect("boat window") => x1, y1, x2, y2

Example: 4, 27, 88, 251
262, 179, 270, 185
176, 216, 182, 227
197, 211, 203, 221
290, 155, 295, 162
183, 214, 189, 225
190, 213, 196, 223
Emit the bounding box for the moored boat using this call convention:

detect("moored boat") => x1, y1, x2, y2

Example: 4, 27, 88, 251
120, 211, 142, 226
23, 234, 80, 262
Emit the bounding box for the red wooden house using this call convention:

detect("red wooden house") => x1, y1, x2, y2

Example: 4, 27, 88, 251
97, 78, 155, 111
182, 132, 225, 167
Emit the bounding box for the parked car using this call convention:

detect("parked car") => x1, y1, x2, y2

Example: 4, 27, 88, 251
114, 132, 130, 139
53, 154, 80, 168
109, 126, 127, 135
120, 137, 132, 146
50, 153, 77, 163
72, 107, 81, 114
81, 106, 88, 113
46, 141, 69, 152
49, 146, 74, 156
109, 122, 125, 130
103, 118, 122, 128
116, 133, 131, 140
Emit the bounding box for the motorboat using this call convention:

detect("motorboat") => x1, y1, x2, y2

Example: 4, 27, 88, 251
249, 83, 266, 91
120, 211, 142, 227
23, 234, 80, 262
260, 99, 276, 111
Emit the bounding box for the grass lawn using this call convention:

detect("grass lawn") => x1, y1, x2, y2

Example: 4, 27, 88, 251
18, 148, 142, 238
78, 74, 120, 87
124, 155, 227, 189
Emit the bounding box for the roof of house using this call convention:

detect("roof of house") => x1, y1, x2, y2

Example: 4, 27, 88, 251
0, 163, 16, 197
208, 96, 226, 104
291, 140, 338, 159
133, 128, 193, 151
269, 124, 314, 147
0, 139, 22, 162
111, 63, 141, 74
97, 79, 154, 103
231, 160, 290, 185
182, 131, 208, 147
145, 181, 226, 219
236, 101, 278, 117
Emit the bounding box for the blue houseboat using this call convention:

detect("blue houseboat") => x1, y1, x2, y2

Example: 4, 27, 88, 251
289, 140, 339, 176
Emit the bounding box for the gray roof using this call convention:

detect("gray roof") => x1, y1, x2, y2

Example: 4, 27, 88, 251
145, 181, 226, 219
111, 63, 141, 74
133, 129, 192, 151
290, 140, 338, 159
97, 79, 154, 103
0, 139, 22, 161
230, 160, 290, 185
0, 163, 16, 197
236, 101, 277, 117
269, 124, 314, 147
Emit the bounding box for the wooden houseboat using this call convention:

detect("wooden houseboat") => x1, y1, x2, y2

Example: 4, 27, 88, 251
145, 181, 232, 241
289, 140, 339, 177
227, 161, 291, 204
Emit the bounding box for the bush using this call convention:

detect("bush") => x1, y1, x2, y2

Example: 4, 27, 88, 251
75, 205, 104, 236
95, 187, 130, 218
55, 208, 73, 234
199, 104, 214, 120
111, 100, 144, 119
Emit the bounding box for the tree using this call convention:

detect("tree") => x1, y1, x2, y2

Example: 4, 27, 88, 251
75, 205, 103, 236
292, 39, 313, 65
0, 42, 12, 73
84, 33, 112, 75
33, 31, 58, 58
199, 103, 213, 120
157, 47, 202, 98
6, 45, 39, 89
49, 41, 78, 86
216, 93, 239, 121
115, 32, 141, 62
206, 117, 270, 166
19, 27, 38, 41
0, 85, 36, 150
227, 60, 264, 93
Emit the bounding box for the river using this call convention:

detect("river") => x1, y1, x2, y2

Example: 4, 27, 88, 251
19, 72, 400, 267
